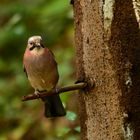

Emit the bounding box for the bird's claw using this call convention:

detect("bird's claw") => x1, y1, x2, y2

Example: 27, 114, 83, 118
34, 91, 41, 98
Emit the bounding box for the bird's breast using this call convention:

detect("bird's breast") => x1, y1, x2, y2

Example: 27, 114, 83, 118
23, 49, 59, 91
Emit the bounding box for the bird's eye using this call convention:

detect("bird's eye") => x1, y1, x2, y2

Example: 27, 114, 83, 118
29, 42, 33, 45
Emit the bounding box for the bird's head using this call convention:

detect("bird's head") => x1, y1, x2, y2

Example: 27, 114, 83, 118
27, 36, 45, 51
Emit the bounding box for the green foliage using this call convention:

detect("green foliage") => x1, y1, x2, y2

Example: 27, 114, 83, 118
0, 0, 79, 139
66, 111, 77, 121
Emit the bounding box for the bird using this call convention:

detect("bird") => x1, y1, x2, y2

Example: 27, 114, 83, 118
23, 35, 66, 117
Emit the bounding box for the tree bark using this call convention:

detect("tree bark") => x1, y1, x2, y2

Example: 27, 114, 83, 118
73, 0, 140, 140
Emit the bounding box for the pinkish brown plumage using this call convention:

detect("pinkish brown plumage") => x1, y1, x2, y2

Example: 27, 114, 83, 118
23, 36, 66, 117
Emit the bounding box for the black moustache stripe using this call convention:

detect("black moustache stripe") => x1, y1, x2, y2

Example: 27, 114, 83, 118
29, 45, 36, 51
41, 44, 45, 48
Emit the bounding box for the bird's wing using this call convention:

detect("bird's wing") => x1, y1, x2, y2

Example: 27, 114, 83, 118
48, 48, 55, 57
23, 66, 28, 77
49, 49, 58, 66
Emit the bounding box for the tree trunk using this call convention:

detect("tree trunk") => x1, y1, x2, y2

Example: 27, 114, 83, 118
73, 0, 140, 139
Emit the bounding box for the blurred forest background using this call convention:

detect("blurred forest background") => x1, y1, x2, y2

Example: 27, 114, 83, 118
0, 0, 80, 140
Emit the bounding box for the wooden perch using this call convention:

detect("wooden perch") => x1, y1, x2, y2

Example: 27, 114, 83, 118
22, 82, 87, 101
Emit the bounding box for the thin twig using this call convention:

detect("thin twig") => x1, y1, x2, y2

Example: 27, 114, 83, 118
22, 82, 87, 101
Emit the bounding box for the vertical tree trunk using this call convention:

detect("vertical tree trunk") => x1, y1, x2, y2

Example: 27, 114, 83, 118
73, 0, 140, 139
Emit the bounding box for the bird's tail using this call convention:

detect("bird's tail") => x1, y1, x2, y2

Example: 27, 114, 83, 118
43, 95, 66, 118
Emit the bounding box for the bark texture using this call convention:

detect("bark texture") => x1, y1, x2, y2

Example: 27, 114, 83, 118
73, 0, 140, 140
111, 1, 140, 140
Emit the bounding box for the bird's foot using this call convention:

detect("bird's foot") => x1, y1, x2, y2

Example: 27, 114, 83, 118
34, 90, 41, 98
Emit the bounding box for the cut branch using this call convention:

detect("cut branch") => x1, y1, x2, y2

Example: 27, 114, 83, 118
22, 82, 88, 101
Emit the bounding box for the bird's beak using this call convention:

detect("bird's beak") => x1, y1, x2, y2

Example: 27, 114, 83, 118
29, 42, 44, 51
35, 43, 41, 48
35, 43, 45, 48
29, 43, 41, 51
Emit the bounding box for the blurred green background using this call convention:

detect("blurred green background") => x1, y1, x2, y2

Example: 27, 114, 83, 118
0, 0, 80, 140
